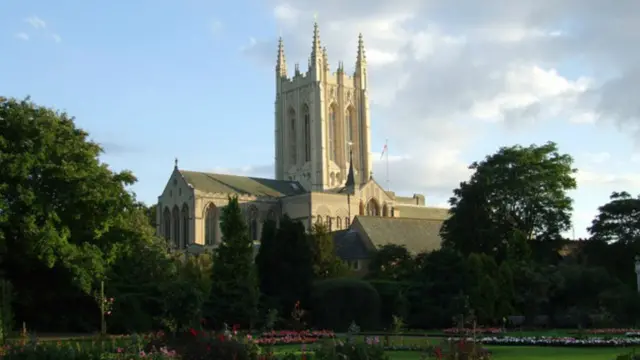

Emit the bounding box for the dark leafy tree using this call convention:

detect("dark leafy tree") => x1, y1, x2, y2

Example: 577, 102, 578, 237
207, 196, 259, 328
309, 223, 349, 279
0, 97, 141, 331
588, 191, 640, 245
367, 244, 415, 281
441, 142, 576, 258
255, 219, 279, 309
584, 192, 640, 287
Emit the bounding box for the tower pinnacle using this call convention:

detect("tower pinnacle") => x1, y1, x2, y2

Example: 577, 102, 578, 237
356, 33, 366, 68
310, 22, 322, 67
276, 37, 287, 77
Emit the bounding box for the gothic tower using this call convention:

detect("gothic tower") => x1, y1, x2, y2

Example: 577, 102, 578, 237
274, 23, 372, 192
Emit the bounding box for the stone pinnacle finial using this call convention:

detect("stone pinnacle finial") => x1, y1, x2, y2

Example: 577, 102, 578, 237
174, 157, 179, 169
310, 21, 322, 67
356, 32, 366, 68
276, 37, 287, 76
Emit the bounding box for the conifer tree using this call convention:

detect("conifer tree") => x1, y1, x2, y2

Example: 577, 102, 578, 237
207, 196, 259, 328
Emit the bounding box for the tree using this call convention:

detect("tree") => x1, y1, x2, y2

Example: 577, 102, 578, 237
309, 223, 349, 279
367, 244, 415, 281
0, 97, 142, 330
255, 219, 279, 309
254, 215, 313, 318
441, 142, 576, 258
588, 191, 640, 245
207, 196, 259, 328
584, 191, 640, 287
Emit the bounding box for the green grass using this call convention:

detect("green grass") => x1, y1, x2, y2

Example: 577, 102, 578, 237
273, 336, 639, 359
273, 345, 632, 359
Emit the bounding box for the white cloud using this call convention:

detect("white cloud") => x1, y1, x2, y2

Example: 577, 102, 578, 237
210, 20, 223, 35
14, 32, 29, 41
240, 0, 640, 236
25, 16, 46, 29
18, 16, 61, 43
584, 152, 611, 164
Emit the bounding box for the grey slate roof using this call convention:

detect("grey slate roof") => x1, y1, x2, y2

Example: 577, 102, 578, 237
179, 170, 306, 197
355, 216, 444, 255
332, 229, 370, 260
394, 206, 449, 220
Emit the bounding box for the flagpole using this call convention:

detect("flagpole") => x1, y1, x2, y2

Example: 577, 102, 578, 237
385, 139, 389, 192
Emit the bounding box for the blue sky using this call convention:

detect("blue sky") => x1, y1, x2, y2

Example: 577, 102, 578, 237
2, 1, 640, 239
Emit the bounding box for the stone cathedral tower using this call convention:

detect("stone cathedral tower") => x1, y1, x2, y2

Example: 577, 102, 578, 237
274, 23, 372, 192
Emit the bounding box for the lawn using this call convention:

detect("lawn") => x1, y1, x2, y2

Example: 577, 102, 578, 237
273, 335, 639, 359
274, 345, 633, 359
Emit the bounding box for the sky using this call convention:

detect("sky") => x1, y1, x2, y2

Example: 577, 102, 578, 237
2, 0, 640, 239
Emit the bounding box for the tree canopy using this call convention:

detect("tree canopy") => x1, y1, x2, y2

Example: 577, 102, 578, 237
441, 141, 576, 258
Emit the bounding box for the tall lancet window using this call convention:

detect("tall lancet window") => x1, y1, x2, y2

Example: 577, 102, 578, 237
329, 105, 337, 161
289, 109, 297, 164
303, 104, 311, 162
345, 107, 353, 152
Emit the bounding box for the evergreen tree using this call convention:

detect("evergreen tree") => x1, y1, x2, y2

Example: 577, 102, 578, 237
207, 196, 259, 328
255, 219, 279, 308
309, 223, 349, 279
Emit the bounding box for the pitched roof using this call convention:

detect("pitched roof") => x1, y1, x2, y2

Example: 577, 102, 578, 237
179, 170, 307, 197
332, 229, 370, 260
394, 205, 449, 220
354, 216, 444, 254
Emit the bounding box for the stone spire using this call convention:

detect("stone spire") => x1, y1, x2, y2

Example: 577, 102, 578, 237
355, 33, 366, 72
345, 149, 355, 189
276, 37, 287, 77
310, 22, 322, 68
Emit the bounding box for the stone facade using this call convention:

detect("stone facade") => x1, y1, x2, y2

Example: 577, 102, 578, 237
155, 23, 448, 266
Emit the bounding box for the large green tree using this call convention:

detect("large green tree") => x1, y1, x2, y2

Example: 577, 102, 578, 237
0, 97, 143, 330
207, 196, 259, 328
309, 223, 349, 279
584, 191, 640, 287
255, 215, 313, 316
441, 142, 576, 258
588, 191, 640, 245
367, 244, 415, 281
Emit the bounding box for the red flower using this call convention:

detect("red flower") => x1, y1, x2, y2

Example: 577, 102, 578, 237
218, 334, 225, 342
189, 328, 198, 337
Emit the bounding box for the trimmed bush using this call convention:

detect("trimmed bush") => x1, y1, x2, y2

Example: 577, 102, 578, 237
311, 278, 381, 331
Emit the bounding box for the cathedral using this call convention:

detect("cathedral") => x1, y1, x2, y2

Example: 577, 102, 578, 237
156, 23, 447, 270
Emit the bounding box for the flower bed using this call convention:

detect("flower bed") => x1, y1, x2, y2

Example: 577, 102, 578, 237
569, 328, 638, 335
443, 327, 503, 335
452, 335, 640, 347
255, 330, 335, 345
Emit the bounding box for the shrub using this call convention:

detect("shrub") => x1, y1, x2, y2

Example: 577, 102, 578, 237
434, 339, 491, 360
368, 280, 407, 328
311, 278, 381, 331
314, 339, 389, 360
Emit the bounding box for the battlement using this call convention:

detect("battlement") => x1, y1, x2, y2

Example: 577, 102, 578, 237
278, 67, 359, 92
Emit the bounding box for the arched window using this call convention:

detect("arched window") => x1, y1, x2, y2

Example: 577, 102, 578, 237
366, 199, 380, 216
303, 104, 311, 162
336, 217, 342, 230
359, 201, 365, 216
289, 109, 297, 164
326, 216, 332, 231
163, 207, 171, 242
329, 105, 337, 161
205, 203, 217, 245
249, 206, 259, 241
382, 204, 389, 217
172, 206, 180, 248
345, 107, 353, 151
181, 204, 189, 245
316, 215, 322, 225
345, 217, 350, 227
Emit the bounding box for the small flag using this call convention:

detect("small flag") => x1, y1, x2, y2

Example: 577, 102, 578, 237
380, 142, 388, 160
